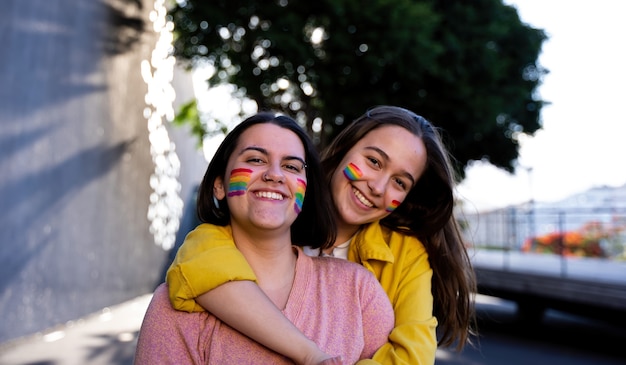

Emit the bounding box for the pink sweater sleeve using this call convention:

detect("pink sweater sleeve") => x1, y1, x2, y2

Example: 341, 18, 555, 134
290, 254, 394, 362
358, 271, 396, 360
134, 284, 210, 364
135, 253, 394, 364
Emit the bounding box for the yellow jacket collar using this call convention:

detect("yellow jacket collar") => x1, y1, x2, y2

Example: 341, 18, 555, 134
350, 221, 395, 264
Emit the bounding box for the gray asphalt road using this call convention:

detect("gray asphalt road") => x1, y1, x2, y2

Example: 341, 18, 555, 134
0, 295, 151, 365
437, 294, 626, 365
1, 293, 624, 365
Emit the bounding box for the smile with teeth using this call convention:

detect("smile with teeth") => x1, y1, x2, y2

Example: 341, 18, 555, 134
256, 191, 284, 200
352, 187, 373, 207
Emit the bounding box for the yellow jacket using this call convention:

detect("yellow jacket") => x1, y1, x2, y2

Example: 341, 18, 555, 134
166, 222, 437, 364
348, 221, 437, 365
166, 224, 257, 313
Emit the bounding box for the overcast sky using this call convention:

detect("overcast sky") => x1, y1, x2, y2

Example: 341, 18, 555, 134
457, 0, 626, 212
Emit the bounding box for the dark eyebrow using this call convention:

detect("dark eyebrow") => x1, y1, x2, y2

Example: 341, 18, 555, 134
242, 146, 307, 167
364, 146, 416, 185
241, 146, 268, 156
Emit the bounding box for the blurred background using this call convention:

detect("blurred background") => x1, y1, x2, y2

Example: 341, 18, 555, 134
0, 0, 207, 356
0, 0, 624, 364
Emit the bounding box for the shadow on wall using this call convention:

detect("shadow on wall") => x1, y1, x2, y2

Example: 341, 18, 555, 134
0, 0, 145, 122
0, 0, 165, 344
104, 0, 145, 56
0, 139, 136, 293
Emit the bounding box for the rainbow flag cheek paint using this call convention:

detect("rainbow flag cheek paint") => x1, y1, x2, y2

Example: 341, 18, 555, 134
294, 178, 306, 214
227, 168, 252, 197
386, 200, 400, 213
342, 162, 363, 181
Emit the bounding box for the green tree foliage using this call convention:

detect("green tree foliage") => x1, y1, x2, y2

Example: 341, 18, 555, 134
168, 0, 547, 178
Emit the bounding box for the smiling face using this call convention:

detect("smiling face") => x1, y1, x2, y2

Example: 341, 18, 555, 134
214, 123, 308, 236
330, 125, 427, 238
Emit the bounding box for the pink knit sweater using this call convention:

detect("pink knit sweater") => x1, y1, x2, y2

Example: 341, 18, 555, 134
135, 247, 394, 364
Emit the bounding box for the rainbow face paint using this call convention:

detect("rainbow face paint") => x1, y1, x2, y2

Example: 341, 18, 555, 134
227, 168, 252, 197
342, 162, 363, 181
294, 178, 306, 214
386, 200, 400, 213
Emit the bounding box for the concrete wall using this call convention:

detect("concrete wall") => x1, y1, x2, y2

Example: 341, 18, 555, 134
0, 0, 205, 342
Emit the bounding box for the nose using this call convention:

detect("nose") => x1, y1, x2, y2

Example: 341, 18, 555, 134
367, 176, 386, 196
262, 164, 285, 183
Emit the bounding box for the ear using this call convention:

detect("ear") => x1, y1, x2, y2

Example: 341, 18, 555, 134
214, 176, 226, 200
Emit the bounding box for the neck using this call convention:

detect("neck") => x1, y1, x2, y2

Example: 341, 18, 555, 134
335, 222, 361, 248
231, 225, 297, 309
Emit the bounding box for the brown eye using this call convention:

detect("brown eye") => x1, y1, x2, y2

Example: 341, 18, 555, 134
394, 177, 408, 190
246, 157, 266, 165
368, 157, 381, 168
283, 162, 306, 173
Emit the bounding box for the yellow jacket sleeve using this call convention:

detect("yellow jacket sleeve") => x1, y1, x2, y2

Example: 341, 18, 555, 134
165, 224, 257, 313
351, 222, 438, 365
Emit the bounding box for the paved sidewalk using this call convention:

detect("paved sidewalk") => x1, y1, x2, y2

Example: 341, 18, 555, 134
0, 294, 153, 365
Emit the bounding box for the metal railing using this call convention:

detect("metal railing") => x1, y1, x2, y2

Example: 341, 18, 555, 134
458, 205, 626, 260
458, 205, 626, 318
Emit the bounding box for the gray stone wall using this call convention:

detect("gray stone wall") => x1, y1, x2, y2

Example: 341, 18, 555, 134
0, 0, 205, 342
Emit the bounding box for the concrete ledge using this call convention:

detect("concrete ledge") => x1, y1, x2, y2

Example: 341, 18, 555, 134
475, 264, 626, 325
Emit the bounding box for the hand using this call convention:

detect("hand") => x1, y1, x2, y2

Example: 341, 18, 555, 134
317, 356, 343, 365
299, 342, 343, 365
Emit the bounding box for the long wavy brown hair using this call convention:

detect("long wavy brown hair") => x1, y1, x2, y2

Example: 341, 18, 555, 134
321, 105, 477, 350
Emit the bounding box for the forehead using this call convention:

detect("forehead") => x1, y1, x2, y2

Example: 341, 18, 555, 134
356, 125, 418, 146
352, 125, 426, 176
235, 123, 305, 156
